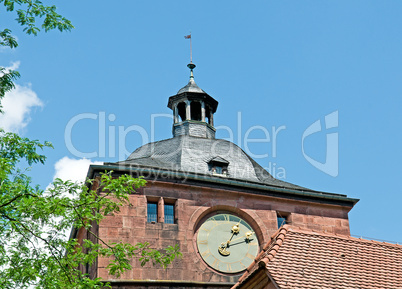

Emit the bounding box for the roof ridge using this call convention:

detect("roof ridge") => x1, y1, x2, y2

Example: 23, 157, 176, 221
235, 225, 290, 287
287, 226, 402, 248
259, 225, 290, 267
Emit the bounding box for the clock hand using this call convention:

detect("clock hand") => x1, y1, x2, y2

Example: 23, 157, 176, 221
227, 231, 256, 247
229, 238, 255, 247
225, 231, 255, 244
245, 231, 254, 239
223, 223, 241, 245
218, 223, 241, 256
227, 223, 241, 244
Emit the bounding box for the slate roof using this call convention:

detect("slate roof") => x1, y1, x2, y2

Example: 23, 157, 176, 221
233, 225, 402, 289
177, 77, 206, 94
114, 135, 307, 191
209, 156, 229, 164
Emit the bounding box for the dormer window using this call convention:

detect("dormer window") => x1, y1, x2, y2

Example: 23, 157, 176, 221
208, 157, 229, 176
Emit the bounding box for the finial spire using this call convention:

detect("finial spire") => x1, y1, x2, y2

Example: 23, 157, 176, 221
187, 62, 196, 79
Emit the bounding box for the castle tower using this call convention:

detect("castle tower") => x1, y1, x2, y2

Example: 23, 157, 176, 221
76, 62, 359, 289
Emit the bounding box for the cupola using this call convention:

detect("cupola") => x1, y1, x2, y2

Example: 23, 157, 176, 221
167, 63, 218, 139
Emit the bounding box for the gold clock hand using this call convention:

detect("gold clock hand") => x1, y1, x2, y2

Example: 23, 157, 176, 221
218, 223, 241, 256
218, 242, 230, 256
230, 232, 256, 247
226, 223, 241, 245
226, 231, 254, 244
231, 223, 240, 234
230, 238, 256, 246
245, 231, 254, 239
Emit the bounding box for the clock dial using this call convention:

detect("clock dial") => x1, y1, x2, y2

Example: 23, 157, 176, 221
196, 213, 259, 273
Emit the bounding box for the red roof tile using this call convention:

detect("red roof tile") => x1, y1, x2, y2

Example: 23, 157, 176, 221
233, 225, 402, 289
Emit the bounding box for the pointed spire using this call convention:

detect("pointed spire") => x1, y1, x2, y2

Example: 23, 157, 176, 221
177, 62, 205, 94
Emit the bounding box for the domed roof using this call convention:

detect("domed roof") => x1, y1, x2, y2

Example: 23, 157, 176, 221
116, 135, 306, 190
177, 77, 206, 94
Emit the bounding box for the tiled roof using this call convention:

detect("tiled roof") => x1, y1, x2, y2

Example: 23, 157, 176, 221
234, 225, 402, 289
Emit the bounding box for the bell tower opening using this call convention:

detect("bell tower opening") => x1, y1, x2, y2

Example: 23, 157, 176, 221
177, 102, 186, 122
191, 101, 202, 121
205, 105, 211, 125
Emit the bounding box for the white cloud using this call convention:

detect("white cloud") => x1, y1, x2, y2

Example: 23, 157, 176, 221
0, 84, 43, 132
0, 61, 43, 133
53, 157, 102, 183
5, 61, 20, 71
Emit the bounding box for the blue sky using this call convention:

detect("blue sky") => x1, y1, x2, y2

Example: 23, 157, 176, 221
1, 0, 402, 243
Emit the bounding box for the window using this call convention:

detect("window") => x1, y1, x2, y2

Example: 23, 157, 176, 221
214, 165, 224, 174
277, 217, 286, 228
208, 157, 229, 176
147, 198, 176, 224
164, 204, 175, 224
277, 214, 287, 229
147, 202, 158, 223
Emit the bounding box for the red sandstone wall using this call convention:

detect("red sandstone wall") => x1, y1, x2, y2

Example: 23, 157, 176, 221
96, 180, 351, 284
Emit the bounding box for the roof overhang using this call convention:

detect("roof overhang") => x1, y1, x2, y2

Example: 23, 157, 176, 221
167, 91, 219, 113
87, 164, 359, 208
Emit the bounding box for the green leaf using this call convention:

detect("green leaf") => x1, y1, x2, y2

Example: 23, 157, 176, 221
0, 29, 18, 48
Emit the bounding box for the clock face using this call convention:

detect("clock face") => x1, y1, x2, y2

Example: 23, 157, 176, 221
196, 213, 259, 273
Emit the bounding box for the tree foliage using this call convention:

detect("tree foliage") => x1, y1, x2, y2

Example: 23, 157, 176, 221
0, 130, 182, 288
1, 2, 182, 288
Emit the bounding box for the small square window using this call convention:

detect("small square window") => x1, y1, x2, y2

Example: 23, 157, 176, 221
214, 166, 223, 174
277, 217, 286, 228
147, 202, 158, 223
164, 204, 175, 224
277, 213, 288, 229
208, 159, 229, 176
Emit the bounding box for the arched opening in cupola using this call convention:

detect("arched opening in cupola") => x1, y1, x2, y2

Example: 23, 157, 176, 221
191, 101, 202, 121
177, 102, 186, 122
205, 105, 211, 125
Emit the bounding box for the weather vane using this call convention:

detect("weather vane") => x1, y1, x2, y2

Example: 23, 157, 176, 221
184, 32, 192, 63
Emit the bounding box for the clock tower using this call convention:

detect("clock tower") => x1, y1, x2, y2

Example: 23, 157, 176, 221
80, 62, 358, 288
